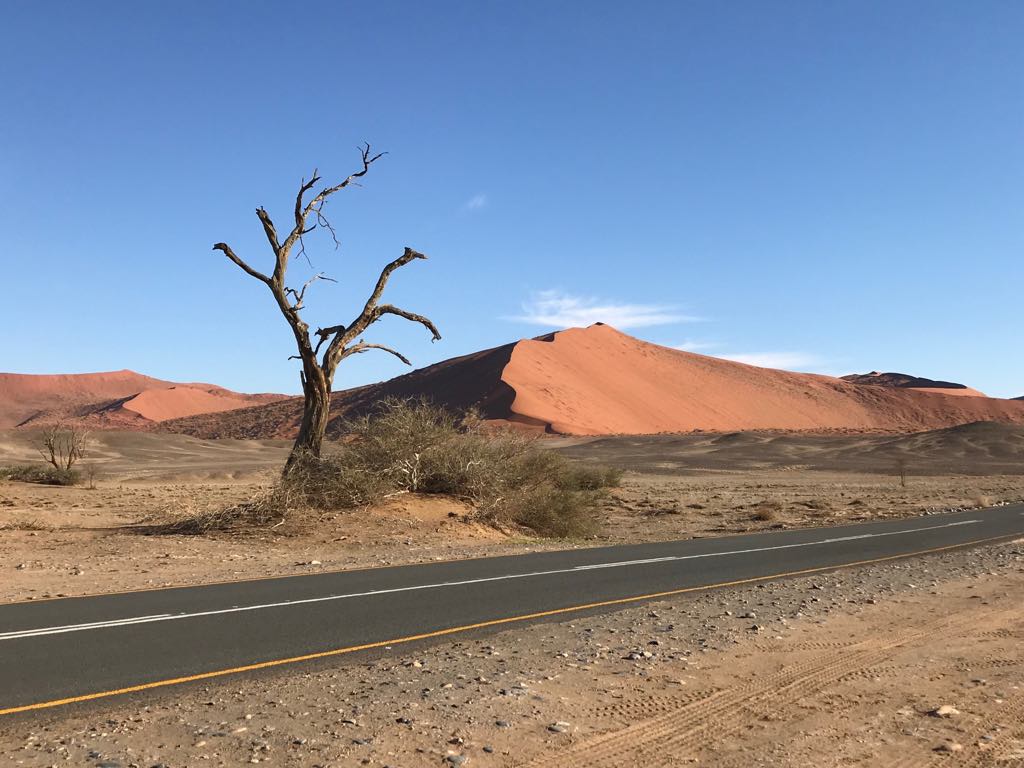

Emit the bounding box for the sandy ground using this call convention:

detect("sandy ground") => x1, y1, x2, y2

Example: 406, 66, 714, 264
1, 431, 1022, 603
2, 536, 1022, 767
1, 469, 1021, 603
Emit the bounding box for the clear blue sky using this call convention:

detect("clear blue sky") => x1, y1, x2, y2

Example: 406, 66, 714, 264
2, 1, 1021, 397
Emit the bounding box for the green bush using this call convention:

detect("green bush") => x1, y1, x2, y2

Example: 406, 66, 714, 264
0, 465, 81, 486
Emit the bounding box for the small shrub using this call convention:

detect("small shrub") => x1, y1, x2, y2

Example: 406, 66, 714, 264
751, 499, 783, 522
0, 465, 81, 486
142, 489, 290, 535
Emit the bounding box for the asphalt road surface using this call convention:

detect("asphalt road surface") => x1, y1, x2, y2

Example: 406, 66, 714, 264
2, 503, 1023, 716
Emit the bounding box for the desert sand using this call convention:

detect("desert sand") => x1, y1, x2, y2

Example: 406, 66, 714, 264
162, 325, 1024, 440
2, 425, 1023, 601
0, 370, 285, 429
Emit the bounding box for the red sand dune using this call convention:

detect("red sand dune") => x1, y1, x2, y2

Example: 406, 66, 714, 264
0, 370, 285, 429
120, 386, 282, 423
841, 371, 987, 398
162, 325, 1024, 439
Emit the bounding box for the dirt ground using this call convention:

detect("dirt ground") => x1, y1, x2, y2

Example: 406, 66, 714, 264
0, 430, 1022, 603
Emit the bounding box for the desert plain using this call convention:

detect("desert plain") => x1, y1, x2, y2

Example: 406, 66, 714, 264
2, 418, 1023, 766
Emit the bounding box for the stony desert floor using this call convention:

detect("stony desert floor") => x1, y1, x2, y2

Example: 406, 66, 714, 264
0, 428, 1022, 602
1, 427, 1023, 767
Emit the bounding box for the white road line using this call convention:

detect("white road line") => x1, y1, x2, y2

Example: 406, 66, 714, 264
0, 519, 982, 641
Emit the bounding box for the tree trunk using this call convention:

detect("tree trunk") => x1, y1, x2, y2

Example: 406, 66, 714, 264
285, 374, 331, 473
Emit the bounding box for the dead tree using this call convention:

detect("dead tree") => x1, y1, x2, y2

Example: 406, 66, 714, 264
39, 422, 89, 471
213, 145, 440, 473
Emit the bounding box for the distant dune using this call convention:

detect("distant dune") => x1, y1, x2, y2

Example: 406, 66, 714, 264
162, 324, 1024, 438
840, 371, 987, 398
0, 370, 285, 429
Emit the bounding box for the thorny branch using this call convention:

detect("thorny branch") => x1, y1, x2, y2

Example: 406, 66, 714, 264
212, 145, 438, 382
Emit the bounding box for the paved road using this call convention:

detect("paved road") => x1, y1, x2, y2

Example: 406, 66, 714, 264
2, 503, 1023, 716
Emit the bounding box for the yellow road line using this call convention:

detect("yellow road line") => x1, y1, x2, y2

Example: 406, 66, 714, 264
0, 532, 1016, 717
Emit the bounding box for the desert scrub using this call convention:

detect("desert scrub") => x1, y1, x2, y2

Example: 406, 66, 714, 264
0, 465, 81, 486
156, 399, 619, 538
750, 499, 784, 522
285, 398, 619, 537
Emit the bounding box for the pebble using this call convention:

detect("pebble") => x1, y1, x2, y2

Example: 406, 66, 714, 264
930, 705, 960, 718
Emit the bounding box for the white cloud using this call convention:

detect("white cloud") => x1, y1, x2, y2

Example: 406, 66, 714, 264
509, 290, 699, 329
674, 339, 719, 352
462, 193, 487, 211
718, 351, 822, 371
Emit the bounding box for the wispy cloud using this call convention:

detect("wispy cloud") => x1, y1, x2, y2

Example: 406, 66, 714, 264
717, 351, 822, 370
508, 290, 699, 329
462, 193, 487, 211
674, 339, 719, 352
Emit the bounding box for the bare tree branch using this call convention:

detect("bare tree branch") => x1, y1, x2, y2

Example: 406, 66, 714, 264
340, 341, 412, 366
340, 248, 428, 343
372, 304, 442, 342
285, 273, 336, 310
255, 207, 281, 252
213, 242, 270, 284
280, 145, 386, 257
37, 422, 90, 471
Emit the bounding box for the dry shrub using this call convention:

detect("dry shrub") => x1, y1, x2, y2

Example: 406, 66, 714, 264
155, 398, 620, 538
0, 465, 81, 486
142, 488, 292, 535
0, 517, 53, 531
751, 499, 784, 522
284, 398, 620, 538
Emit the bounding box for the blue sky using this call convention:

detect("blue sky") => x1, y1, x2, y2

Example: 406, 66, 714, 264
1, 1, 1021, 397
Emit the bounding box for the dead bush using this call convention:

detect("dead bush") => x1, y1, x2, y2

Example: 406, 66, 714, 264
156, 398, 619, 538
751, 499, 784, 522
142, 489, 291, 535
0, 517, 53, 531
287, 398, 618, 537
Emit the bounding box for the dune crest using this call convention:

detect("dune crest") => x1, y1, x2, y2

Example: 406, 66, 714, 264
162, 325, 1024, 439
0, 370, 286, 429
498, 325, 1023, 434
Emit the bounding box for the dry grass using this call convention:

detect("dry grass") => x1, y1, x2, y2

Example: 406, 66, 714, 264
0, 516, 53, 531
751, 499, 784, 522
148, 399, 620, 538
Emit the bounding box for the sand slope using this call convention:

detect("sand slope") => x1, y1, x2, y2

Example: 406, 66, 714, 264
500, 325, 1023, 433
0, 370, 285, 429
163, 324, 1024, 438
